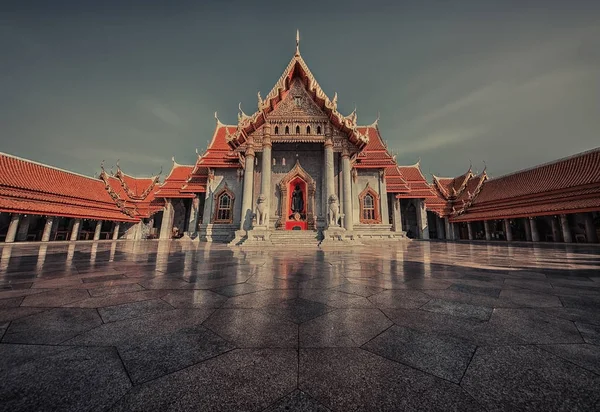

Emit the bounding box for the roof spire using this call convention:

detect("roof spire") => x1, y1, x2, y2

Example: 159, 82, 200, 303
295, 29, 300, 56
214, 111, 222, 127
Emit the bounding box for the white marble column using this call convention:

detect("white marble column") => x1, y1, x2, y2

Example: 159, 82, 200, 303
504, 219, 513, 241
159, 199, 174, 239
16, 215, 30, 241
560, 214, 572, 243
436, 215, 444, 239
112, 222, 120, 240
467, 222, 474, 240
41, 217, 54, 242
324, 128, 335, 221
70, 219, 81, 241
392, 197, 403, 232
483, 220, 491, 241
550, 217, 561, 242
240, 138, 256, 231
524, 218, 532, 241
260, 126, 272, 227
452, 223, 459, 240
5, 214, 20, 243
584, 212, 598, 243
416, 200, 429, 239
93, 220, 102, 240
529, 217, 540, 242
188, 195, 200, 234
444, 218, 451, 240
341, 145, 353, 231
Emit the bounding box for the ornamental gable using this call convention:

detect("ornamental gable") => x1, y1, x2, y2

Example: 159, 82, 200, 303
268, 78, 328, 120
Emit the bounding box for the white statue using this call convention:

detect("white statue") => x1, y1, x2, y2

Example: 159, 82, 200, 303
255, 194, 269, 226
328, 194, 340, 227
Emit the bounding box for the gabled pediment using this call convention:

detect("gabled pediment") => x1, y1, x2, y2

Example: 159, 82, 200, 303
268, 78, 328, 120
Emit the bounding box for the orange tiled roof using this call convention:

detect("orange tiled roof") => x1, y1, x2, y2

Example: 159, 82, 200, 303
0, 153, 138, 221
155, 163, 195, 198
451, 148, 600, 221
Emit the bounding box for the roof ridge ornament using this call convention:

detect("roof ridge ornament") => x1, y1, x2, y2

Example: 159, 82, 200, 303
295, 29, 300, 56
214, 111, 222, 127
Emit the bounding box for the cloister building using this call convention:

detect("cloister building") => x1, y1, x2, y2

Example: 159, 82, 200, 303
1, 37, 599, 245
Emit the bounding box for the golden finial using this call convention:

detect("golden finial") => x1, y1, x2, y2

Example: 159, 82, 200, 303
295, 29, 300, 56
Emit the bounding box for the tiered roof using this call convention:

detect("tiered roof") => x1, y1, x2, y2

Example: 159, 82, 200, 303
430, 168, 488, 217
100, 164, 164, 218
451, 148, 600, 221
0, 153, 139, 222
155, 161, 195, 199
225, 44, 369, 151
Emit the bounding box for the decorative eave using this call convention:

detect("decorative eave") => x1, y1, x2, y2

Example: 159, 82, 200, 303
225, 37, 369, 151
113, 167, 161, 201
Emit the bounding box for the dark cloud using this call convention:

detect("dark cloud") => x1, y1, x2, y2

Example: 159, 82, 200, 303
1, 1, 598, 179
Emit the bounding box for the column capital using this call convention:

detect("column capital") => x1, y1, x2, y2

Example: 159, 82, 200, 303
262, 135, 272, 148
341, 143, 350, 158
324, 123, 332, 137
324, 136, 333, 148
246, 147, 255, 158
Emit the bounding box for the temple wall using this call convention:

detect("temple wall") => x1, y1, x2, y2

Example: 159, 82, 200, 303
352, 170, 388, 225
257, 144, 326, 226
202, 169, 243, 226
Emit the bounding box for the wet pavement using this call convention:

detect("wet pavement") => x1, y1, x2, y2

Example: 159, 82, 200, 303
0, 240, 599, 411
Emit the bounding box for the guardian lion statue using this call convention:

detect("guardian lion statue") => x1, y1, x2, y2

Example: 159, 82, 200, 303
328, 194, 340, 227
255, 194, 269, 226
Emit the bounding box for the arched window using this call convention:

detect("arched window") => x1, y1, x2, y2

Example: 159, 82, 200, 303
213, 186, 235, 224
274, 126, 279, 135
285, 125, 290, 135
306, 125, 311, 134
358, 184, 381, 224
296, 125, 300, 134
363, 194, 375, 221
317, 125, 322, 135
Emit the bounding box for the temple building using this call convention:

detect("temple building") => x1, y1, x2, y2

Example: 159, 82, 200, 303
0, 35, 599, 245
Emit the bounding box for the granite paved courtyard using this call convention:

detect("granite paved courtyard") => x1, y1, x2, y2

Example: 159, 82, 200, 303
0, 240, 599, 411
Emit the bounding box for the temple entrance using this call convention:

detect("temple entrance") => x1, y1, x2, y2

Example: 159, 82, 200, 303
277, 160, 316, 231
286, 178, 307, 230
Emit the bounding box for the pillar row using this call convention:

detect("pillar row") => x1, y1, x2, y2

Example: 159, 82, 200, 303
240, 139, 256, 231
504, 219, 513, 241
484, 220, 491, 241
159, 199, 174, 239
467, 222, 474, 240
341, 146, 353, 231
392, 198, 403, 232
584, 212, 598, 243
70, 219, 81, 241
260, 127, 272, 227
550, 217, 561, 242
112, 222, 120, 240
42, 217, 55, 242
5, 214, 20, 243
530, 217, 540, 242
93, 220, 102, 241
560, 214, 572, 243
416, 200, 429, 239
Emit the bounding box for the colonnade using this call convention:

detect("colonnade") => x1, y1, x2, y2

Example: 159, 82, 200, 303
436, 212, 598, 244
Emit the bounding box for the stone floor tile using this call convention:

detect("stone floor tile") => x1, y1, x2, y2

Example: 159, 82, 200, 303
362, 325, 477, 383
109, 349, 297, 412
262, 389, 332, 412
212, 282, 265, 297
87, 283, 144, 297
542, 307, 600, 326
560, 294, 600, 310
119, 324, 235, 384
332, 283, 384, 297
0, 345, 131, 412
383, 308, 525, 346
499, 288, 563, 307
222, 289, 299, 308
2, 308, 102, 344
299, 289, 375, 308
161, 289, 228, 308
0, 288, 51, 300
299, 348, 482, 411
367, 289, 431, 309
421, 299, 493, 321
423, 289, 519, 308
0, 306, 47, 323
539, 344, 600, 375
300, 309, 392, 347
461, 345, 600, 411
576, 322, 600, 345
98, 298, 174, 323
263, 298, 332, 324
489, 308, 584, 344
448, 283, 501, 298
64, 289, 168, 308
20, 289, 91, 307
204, 308, 298, 348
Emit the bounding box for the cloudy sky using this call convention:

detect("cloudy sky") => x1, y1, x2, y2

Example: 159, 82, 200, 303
1, 0, 599, 180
